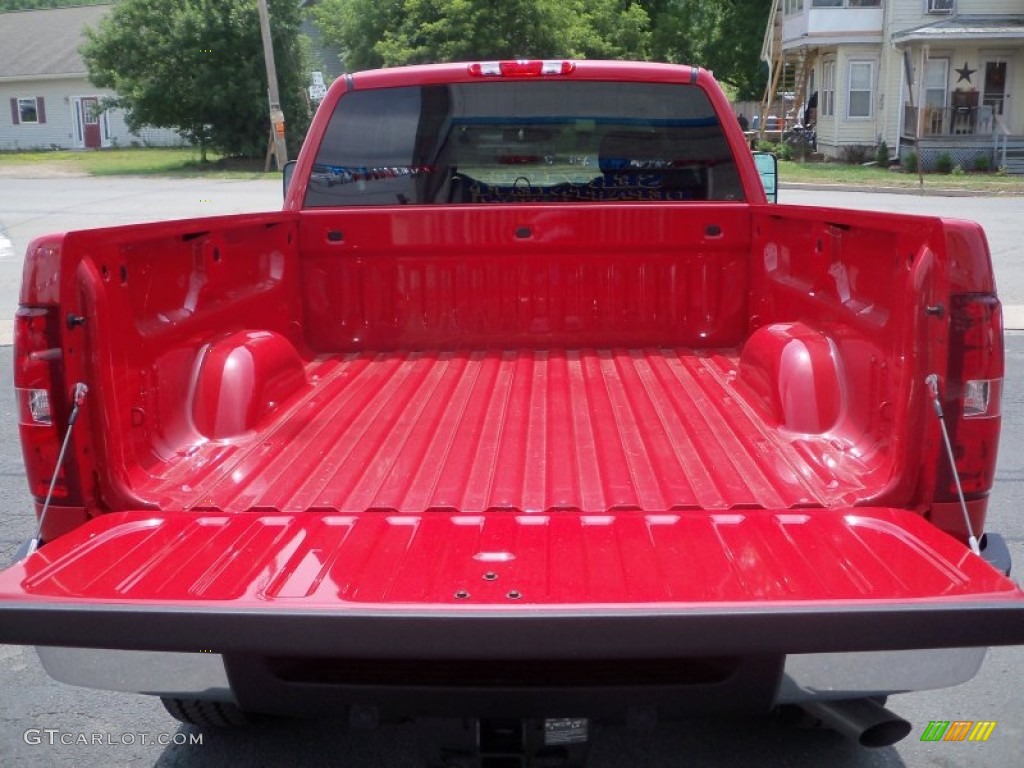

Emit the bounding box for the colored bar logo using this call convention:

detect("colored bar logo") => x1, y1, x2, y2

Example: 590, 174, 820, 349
920, 720, 997, 742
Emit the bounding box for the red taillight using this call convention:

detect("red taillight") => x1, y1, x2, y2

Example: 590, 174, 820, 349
14, 306, 76, 503
469, 60, 576, 78
936, 294, 1003, 499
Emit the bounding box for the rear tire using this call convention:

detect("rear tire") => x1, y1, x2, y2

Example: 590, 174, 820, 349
161, 697, 253, 728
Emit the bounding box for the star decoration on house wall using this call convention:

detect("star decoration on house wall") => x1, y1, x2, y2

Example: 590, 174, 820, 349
955, 62, 976, 84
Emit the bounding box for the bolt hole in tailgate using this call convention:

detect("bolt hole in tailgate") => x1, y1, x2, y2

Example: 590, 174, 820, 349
0, 507, 1021, 657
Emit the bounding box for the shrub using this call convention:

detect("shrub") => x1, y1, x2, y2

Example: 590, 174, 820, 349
875, 140, 889, 166
935, 152, 954, 174
839, 144, 872, 165
903, 151, 918, 173
755, 140, 792, 161
972, 155, 991, 172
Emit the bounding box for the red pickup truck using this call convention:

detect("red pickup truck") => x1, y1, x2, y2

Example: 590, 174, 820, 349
1, 60, 1022, 759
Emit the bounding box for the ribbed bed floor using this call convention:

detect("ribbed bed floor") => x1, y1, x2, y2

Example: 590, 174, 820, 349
148, 349, 868, 513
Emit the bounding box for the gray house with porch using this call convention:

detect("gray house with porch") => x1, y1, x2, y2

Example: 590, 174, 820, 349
763, 1, 1024, 172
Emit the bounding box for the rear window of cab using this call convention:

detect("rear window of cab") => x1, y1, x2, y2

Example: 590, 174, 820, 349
304, 81, 744, 206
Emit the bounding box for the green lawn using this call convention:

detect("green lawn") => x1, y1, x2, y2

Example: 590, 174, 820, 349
2, 147, 1023, 192
779, 159, 1024, 193
0, 147, 275, 178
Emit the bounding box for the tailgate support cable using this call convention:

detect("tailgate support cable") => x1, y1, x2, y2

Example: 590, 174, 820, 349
27, 383, 88, 556
925, 374, 981, 555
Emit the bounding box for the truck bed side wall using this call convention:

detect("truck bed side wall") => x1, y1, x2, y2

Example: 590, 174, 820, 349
54, 205, 954, 516
746, 206, 949, 508
63, 214, 302, 509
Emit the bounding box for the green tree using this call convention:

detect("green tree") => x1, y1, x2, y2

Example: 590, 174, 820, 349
81, 0, 310, 160
649, 0, 770, 101
311, 0, 404, 71
313, 0, 652, 71
313, 0, 768, 100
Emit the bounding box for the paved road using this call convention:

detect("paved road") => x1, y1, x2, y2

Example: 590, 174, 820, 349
0, 179, 1021, 765
0, 177, 282, 344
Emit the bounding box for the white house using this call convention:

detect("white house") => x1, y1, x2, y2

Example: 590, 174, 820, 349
763, 0, 1024, 171
0, 5, 183, 151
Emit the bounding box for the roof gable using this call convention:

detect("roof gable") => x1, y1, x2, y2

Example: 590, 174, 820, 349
893, 15, 1024, 44
0, 5, 112, 80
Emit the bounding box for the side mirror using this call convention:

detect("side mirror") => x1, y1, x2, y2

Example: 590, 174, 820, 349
282, 160, 297, 198
752, 151, 778, 203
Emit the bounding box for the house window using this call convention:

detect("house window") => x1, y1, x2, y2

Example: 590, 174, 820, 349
785, 0, 803, 14
925, 59, 948, 108
821, 60, 836, 117
848, 61, 874, 118
927, 0, 954, 14
18, 98, 38, 124
10, 97, 46, 126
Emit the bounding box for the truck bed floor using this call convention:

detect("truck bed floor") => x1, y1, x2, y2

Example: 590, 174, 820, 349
148, 349, 868, 513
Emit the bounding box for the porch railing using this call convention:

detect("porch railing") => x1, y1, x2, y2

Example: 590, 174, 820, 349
994, 113, 1010, 170
903, 104, 999, 138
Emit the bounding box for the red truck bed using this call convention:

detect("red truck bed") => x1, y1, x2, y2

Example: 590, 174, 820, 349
3, 200, 1020, 655
148, 348, 862, 514
71, 201, 916, 520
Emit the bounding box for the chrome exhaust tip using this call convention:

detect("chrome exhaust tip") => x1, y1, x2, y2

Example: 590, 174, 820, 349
799, 698, 912, 748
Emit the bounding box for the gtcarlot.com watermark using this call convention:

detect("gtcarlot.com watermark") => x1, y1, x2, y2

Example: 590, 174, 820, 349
24, 729, 203, 747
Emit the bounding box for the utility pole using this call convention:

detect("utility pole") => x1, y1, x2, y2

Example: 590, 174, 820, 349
257, 0, 288, 170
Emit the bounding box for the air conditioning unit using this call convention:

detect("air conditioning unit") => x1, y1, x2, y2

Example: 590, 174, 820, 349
927, 0, 954, 13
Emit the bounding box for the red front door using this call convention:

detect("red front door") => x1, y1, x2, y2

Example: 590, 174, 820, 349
81, 97, 101, 149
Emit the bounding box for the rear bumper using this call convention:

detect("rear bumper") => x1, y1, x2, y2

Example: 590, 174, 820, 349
16, 569, 1019, 718
35, 644, 987, 718
7, 597, 1024, 657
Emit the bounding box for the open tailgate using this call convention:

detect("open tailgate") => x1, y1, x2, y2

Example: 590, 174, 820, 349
1, 508, 1022, 658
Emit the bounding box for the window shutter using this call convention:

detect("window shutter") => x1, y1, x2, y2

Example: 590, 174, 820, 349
9, 98, 19, 125
36, 97, 46, 124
